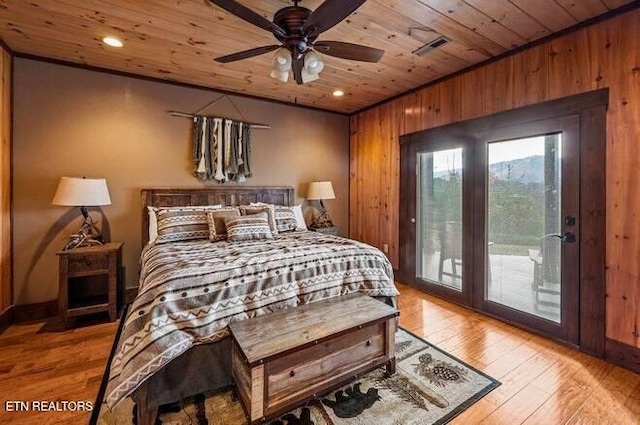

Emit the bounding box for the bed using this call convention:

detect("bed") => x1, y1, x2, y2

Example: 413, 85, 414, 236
104, 187, 399, 424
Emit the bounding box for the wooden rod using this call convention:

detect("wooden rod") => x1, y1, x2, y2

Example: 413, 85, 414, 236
168, 111, 271, 129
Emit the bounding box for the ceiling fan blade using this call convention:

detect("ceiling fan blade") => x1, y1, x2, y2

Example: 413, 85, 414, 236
303, 0, 367, 37
292, 58, 304, 85
208, 0, 286, 37
214, 45, 280, 63
313, 41, 384, 63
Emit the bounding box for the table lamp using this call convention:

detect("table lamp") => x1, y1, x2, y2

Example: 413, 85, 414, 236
52, 176, 111, 250
307, 181, 335, 228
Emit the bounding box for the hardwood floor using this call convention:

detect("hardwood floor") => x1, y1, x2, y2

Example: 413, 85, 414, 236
396, 283, 640, 425
0, 317, 118, 424
0, 283, 638, 424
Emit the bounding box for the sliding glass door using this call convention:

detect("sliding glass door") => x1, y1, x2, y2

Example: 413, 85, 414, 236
475, 116, 580, 343
486, 134, 564, 322
402, 116, 580, 344
406, 141, 473, 305
417, 148, 463, 291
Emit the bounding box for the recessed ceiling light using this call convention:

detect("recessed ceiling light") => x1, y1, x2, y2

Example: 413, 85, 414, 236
102, 37, 123, 48
332, 89, 344, 97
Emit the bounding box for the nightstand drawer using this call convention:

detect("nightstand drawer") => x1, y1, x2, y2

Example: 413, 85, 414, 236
68, 254, 109, 276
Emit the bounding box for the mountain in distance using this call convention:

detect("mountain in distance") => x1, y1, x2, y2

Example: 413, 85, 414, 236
434, 155, 545, 184
489, 155, 544, 184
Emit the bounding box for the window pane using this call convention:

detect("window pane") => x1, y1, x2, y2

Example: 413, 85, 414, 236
417, 148, 463, 291
486, 134, 561, 322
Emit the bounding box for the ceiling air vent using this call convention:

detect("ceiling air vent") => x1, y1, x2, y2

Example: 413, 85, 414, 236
412, 36, 450, 56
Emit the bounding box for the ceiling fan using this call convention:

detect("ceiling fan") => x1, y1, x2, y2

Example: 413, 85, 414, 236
208, 0, 385, 84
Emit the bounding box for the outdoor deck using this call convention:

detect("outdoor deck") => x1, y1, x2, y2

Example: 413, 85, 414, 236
420, 252, 560, 322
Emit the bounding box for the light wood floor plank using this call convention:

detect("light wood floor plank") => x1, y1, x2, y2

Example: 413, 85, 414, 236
479, 385, 552, 425
523, 381, 593, 425
0, 282, 638, 424
565, 367, 640, 424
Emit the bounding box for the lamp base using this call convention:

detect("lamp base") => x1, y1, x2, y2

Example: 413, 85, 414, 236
310, 210, 334, 229
63, 235, 103, 251
62, 213, 105, 250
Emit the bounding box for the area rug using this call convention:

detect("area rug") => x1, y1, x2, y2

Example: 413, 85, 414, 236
95, 325, 499, 425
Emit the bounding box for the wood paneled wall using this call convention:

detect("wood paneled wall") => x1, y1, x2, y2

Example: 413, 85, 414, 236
0, 44, 11, 315
349, 9, 640, 348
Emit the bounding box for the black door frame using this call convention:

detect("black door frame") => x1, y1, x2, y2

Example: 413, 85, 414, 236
399, 89, 607, 357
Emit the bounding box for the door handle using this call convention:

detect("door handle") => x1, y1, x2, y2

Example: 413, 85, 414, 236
544, 232, 576, 243
411, 218, 416, 224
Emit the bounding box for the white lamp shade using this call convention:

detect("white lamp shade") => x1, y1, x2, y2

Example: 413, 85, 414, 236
52, 177, 112, 206
270, 68, 290, 83
304, 51, 324, 73
270, 48, 292, 82
301, 51, 324, 83
301, 68, 320, 83
307, 181, 335, 200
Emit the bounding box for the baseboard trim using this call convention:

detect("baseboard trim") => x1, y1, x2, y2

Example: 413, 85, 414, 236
13, 300, 58, 323
604, 338, 640, 375
0, 305, 13, 332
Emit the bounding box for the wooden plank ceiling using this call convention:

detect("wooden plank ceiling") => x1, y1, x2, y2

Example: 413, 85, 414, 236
0, 0, 634, 113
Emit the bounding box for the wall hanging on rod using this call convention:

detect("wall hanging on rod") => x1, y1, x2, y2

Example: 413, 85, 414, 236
168, 94, 271, 129
171, 94, 267, 183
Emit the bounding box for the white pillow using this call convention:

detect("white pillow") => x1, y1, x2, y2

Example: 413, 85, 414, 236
250, 202, 307, 231
148, 206, 159, 243
147, 205, 222, 244
291, 204, 307, 231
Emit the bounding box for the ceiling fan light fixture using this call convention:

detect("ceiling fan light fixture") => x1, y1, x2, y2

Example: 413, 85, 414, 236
270, 69, 290, 83
270, 48, 292, 83
301, 51, 324, 83
301, 69, 319, 84
208, 0, 385, 85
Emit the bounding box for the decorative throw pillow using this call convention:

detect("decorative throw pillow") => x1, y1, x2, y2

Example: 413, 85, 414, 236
274, 206, 298, 233
225, 212, 273, 242
239, 205, 278, 235
155, 209, 210, 244
207, 208, 241, 241
249, 202, 307, 231
149, 205, 222, 244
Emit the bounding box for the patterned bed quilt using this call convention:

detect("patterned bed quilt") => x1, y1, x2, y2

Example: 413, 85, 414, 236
105, 231, 399, 409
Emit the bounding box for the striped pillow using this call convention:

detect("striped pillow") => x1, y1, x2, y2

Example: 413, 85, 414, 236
155, 209, 211, 243
225, 212, 273, 242
239, 205, 278, 235
206, 208, 241, 241
274, 206, 298, 233
251, 202, 307, 231
149, 205, 222, 244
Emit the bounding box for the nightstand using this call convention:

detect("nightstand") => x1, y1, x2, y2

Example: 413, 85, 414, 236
57, 242, 123, 327
309, 226, 340, 236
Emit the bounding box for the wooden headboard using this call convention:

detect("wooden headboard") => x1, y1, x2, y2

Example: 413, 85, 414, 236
141, 187, 295, 245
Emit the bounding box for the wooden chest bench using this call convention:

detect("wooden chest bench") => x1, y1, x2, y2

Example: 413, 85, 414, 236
229, 293, 399, 424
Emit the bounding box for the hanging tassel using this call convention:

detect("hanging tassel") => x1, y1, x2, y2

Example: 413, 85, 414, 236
214, 118, 226, 182
196, 118, 208, 179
